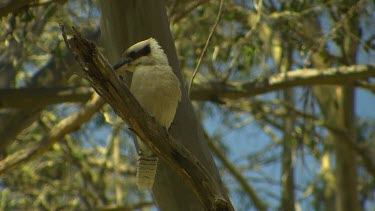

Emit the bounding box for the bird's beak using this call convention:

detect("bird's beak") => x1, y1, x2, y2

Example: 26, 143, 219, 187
113, 58, 132, 73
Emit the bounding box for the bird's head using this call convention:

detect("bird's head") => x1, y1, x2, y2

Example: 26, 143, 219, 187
114, 38, 169, 73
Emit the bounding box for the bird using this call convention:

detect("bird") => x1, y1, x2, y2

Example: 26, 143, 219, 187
113, 38, 181, 189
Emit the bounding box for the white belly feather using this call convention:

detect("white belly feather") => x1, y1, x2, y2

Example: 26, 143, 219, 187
130, 64, 181, 189
130, 64, 181, 128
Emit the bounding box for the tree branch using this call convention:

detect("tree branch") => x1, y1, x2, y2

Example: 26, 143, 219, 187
190, 64, 375, 101
0, 94, 105, 174
0, 28, 99, 156
0, 86, 92, 108
64, 26, 233, 211
205, 133, 267, 211
1, 65, 373, 108
0, 0, 63, 18
0, 0, 32, 18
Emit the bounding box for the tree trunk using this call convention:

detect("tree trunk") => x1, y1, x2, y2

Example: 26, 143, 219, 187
314, 87, 359, 211
320, 152, 335, 211
281, 88, 295, 211
309, 2, 361, 208
279, 43, 295, 211
98, 1, 230, 210
333, 88, 358, 211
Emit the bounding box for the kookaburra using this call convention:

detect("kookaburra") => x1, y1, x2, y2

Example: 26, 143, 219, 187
113, 38, 181, 189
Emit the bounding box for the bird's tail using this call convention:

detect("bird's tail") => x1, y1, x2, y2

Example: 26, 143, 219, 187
135, 136, 158, 190
136, 155, 158, 189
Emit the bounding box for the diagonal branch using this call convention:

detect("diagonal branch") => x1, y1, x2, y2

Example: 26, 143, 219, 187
64, 26, 234, 211
205, 132, 267, 211
0, 94, 105, 174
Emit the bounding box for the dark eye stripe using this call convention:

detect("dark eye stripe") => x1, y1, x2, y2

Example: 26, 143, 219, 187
127, 44, 151, 60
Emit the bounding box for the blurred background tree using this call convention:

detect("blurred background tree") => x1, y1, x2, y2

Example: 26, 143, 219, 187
0, 0, 374, 210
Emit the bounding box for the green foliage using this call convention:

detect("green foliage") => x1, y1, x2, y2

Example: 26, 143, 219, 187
0, 0, 374, 210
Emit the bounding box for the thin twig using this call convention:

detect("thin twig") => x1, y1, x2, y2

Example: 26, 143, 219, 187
205, 132, 267, 211
303, 0, 364, 67
0, 94, 105, 175
59, 22, 70, 50
188, 0, 224, 97
171, 0, 209, 24
223, 0, 263, 81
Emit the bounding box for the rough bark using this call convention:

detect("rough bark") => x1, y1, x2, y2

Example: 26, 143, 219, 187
65, 26, 234, 210
98, 1, 230, 210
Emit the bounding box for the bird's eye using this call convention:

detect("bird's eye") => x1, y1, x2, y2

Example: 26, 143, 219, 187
128, 51, 136, 59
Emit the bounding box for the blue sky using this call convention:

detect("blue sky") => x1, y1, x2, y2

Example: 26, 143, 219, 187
201, 85, 374, 210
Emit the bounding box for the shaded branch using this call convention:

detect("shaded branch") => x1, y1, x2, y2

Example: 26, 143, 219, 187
0, 94, 105, 174
0, 86, 92, 108
0, 29, 99, 156
0, 0, 33, 18
64, 26, 233, 211
0, 0, 62, 18
169, 0, 209, 24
